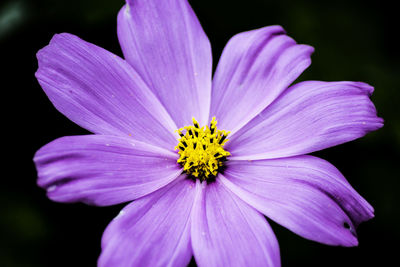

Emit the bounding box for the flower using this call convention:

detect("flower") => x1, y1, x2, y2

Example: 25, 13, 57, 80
33, 0, 383, 266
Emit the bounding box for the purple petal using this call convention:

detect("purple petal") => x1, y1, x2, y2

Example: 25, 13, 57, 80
117, 0, 212, 126
34, 135, 181, 206
227, 81, 383, 160
191, 180, 280, 267
36, 33, 177, 149
220, 155, 374, 246
99, 177, 195, 267
210, 26, 314, 134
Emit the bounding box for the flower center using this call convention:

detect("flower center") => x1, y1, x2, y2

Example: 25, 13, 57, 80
175, 117, 230, 181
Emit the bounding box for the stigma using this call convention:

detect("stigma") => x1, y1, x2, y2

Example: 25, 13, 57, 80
175, 117, 230, 181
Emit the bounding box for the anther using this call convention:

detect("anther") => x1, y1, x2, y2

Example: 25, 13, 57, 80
219, 135, 227, 144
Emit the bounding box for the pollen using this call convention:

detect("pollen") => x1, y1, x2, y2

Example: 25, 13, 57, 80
175, 117, 230, 181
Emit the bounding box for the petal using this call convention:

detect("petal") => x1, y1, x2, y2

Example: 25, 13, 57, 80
34, 135, 181, 206
99, 178, 195, 267
191, 180, 280, 267
210, 26, 314, 134
220, 155, 374, 246
117, 0, 212, 126
228, 81, 384, 160
36, 33, 177, 149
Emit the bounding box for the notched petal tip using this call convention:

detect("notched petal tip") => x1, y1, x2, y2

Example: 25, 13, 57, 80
356, 82, 375, 95
262, 24, 287, 35
351, 81, 384, 128
35, 33, 77, 67
300, 44, 315, 57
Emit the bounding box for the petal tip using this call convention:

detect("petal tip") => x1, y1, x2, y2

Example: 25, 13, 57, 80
376, 117, 384, 128
304, 44, 315, 55
269, 24, 287, 34
352, 81, 375, 95
36, 33, 73, 62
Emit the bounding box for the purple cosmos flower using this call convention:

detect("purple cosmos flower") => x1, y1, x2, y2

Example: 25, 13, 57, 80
34, 0, 383, 266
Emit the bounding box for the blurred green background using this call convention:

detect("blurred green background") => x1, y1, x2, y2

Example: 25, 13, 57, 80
1, 0, 398, 266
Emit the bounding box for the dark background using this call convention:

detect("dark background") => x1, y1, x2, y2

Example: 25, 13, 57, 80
1, 0, 398, 266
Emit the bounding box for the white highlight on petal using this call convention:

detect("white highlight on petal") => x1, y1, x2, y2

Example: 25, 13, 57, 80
114, 210, 125, 220
47, 185, 57, 192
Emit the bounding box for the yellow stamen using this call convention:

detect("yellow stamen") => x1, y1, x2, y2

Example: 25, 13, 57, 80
175, 117, 230, 181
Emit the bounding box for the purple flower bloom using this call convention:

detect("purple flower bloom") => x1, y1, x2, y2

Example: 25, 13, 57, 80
34, 0, 383, 266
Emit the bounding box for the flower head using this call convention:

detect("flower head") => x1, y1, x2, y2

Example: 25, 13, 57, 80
34, 0, 383, 266
176, 117, 230, 180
